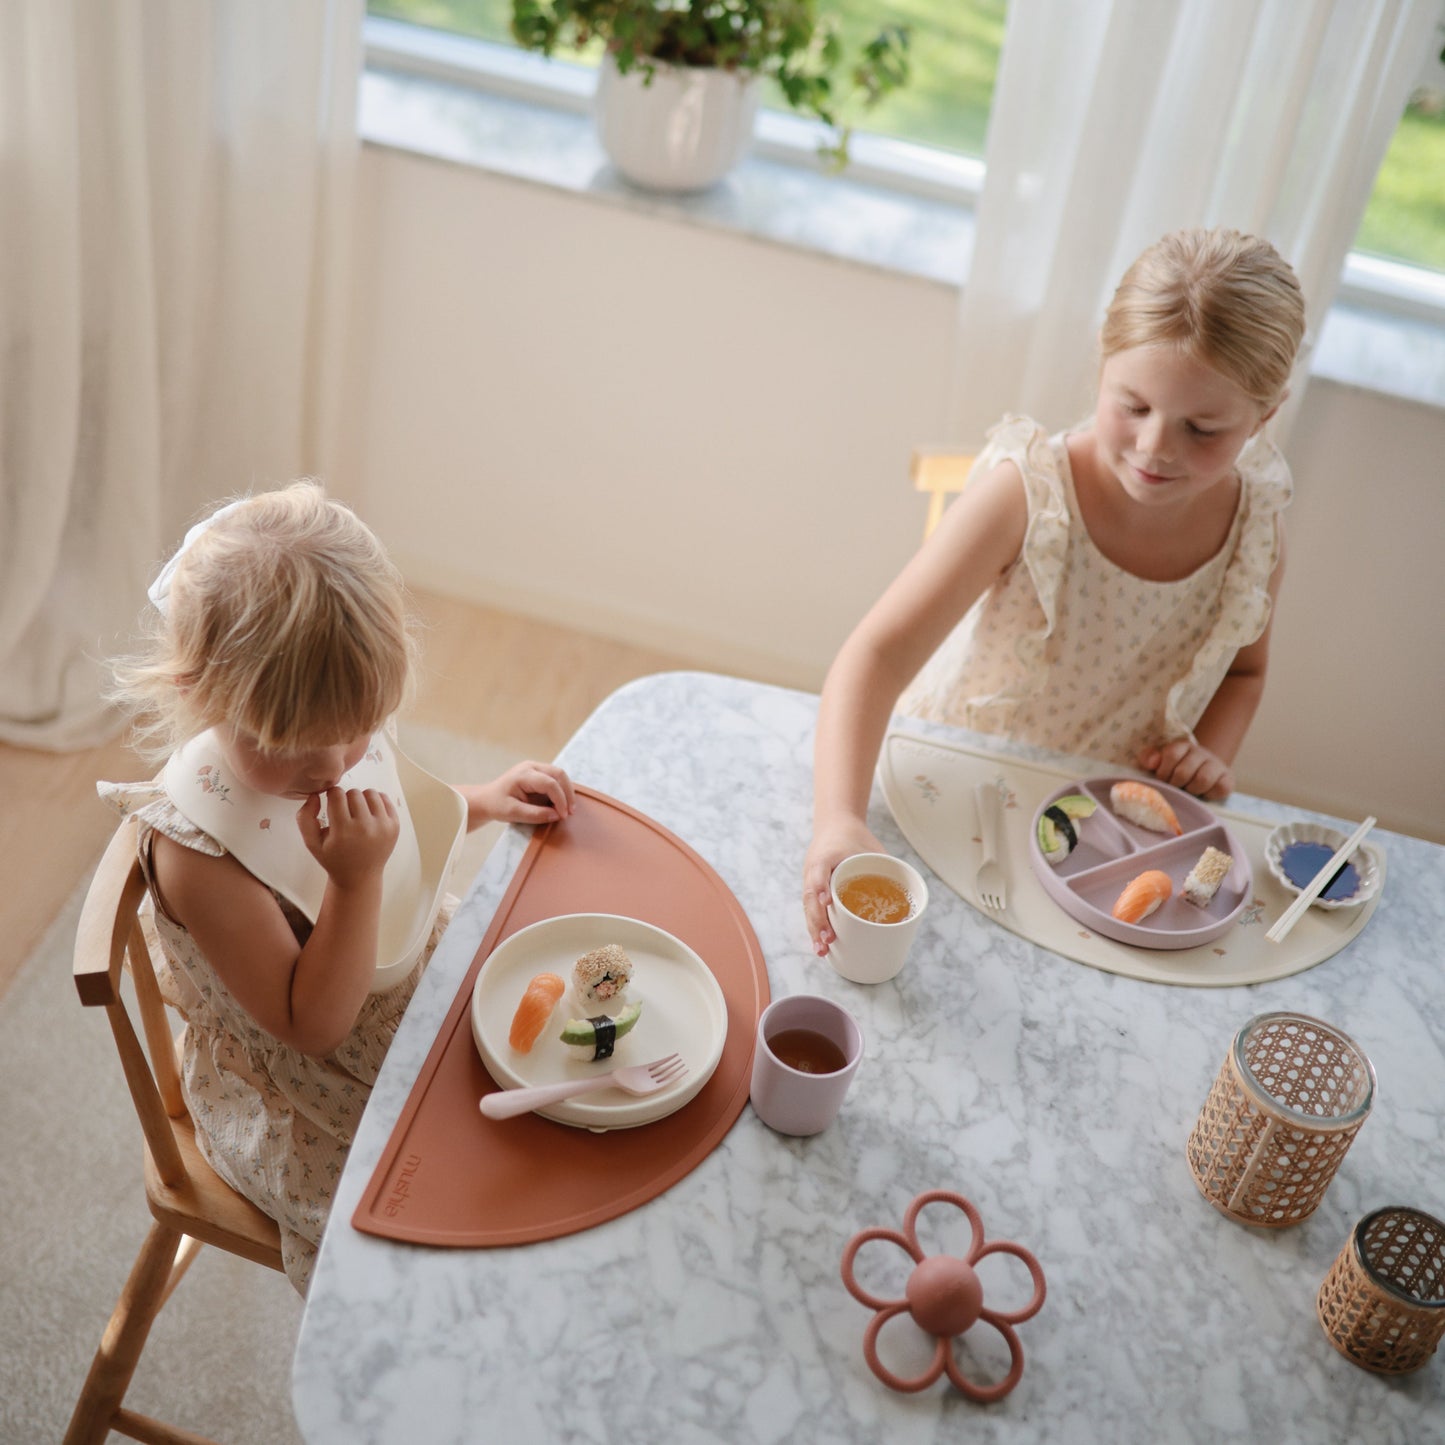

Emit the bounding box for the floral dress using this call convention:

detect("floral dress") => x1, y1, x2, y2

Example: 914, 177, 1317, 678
898, 414, 1291, 766
98, 780, 454, 1294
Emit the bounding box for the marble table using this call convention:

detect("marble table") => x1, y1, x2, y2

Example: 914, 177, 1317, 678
292, 672, 1444, 1444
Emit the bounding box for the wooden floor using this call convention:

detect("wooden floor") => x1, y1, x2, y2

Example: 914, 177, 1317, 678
0, 589, 701, 1003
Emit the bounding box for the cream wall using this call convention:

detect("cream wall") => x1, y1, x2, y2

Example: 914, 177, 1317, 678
340, 145, 1445, 843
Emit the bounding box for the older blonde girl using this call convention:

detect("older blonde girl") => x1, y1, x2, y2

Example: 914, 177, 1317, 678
805, 228, 1307, 956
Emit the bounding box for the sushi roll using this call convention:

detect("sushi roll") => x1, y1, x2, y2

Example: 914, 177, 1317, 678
1036, 794, 1098, 865
508, 972, 565, 1053
1111, 869, 1173, 923
560, 1001, 643, 1061
573, 943, 633, 1005
1183, 846, 1233, 908
1110, 781, 1183, 836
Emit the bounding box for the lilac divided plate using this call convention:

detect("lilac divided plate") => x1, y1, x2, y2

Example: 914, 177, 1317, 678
1028, 777, 1253, 950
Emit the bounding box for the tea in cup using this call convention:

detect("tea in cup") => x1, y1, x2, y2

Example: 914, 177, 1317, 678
836, 871, 915, 924
827, 852, 928, 984
749, 994, 863, 1136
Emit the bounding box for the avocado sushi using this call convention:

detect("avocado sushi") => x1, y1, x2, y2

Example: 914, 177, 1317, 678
560, 1001, 643, 1061
1037, 794, 1097, 865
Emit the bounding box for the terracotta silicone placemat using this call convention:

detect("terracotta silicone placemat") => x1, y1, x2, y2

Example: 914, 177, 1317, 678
881, 731, 1383, 987
354, 786, 768, 1246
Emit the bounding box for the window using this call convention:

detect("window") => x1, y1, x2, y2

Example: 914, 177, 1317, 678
368, 0, 1006, 162
371, 0, 513, 51
366, 2, 1444, 282
1356, 73, 1445, 275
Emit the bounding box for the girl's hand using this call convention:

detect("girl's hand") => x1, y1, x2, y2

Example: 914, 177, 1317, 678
460, 761, 576, 830
803, 816, 884, 957
297, 787, 400, 888
1138, 741, 1234, 801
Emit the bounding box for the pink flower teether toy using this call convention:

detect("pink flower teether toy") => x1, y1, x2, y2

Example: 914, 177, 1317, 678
840, 1188, 1045, 1399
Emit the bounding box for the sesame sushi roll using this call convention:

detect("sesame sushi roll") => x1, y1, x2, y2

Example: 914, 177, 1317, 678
573, 943, 633, 1005
1183, 846, 1233, 908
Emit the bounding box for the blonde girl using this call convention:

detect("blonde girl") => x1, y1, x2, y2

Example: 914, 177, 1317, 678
103, 482, 574, 1290
805, 228, 1307, 956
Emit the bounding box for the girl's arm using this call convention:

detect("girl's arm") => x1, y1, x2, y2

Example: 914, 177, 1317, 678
152, 786, 399, 1057
1140, 523, 1287, 800
805, 461, 1029, 952
455, 760, 575, 831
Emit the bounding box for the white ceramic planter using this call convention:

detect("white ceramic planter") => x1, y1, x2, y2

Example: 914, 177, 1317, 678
595, 53, 760, 193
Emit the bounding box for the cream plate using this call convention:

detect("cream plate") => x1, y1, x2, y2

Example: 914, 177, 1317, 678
471, 913, 727, 1131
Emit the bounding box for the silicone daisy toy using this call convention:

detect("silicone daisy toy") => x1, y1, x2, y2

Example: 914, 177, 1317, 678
840, 1189, 1046, 1400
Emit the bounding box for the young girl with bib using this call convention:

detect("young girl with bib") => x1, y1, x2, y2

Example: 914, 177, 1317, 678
103, 483, 574, 1291
805, 228, 1307, 956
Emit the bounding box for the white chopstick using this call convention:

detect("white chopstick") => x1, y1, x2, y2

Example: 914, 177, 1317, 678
1265, 815, 1376, 944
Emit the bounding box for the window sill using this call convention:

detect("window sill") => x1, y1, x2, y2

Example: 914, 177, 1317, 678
360, 64, 973, 290
358, 38, 1445, 413
1311, 301, 1445, 411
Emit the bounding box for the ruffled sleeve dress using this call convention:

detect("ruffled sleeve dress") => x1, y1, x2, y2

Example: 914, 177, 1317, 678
98, 732, 462, 1295
897, 414, 1291, 767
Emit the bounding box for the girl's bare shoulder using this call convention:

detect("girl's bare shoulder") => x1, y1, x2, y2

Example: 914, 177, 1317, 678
934, 454, 1029, 543
150, 828, 271, 926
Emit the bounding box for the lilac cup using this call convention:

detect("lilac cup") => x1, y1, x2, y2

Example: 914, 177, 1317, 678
748, 994, 864, 1136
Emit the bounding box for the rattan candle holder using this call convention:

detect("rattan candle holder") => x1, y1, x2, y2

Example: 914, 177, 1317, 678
1186, 1012, 1375, 1227
1318, 1207, 1445, 1374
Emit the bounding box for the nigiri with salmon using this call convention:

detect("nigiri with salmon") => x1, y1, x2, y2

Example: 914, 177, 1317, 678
1110, 780, 1183, 836
1111, 869, 1173, 923
508, 972, 566, 1052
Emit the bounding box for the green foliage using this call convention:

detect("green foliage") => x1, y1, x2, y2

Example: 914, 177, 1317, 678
507, 0, 912, 166
797, 0, 1001, 157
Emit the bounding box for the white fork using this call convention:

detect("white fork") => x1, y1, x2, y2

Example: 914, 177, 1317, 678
974, 781, 1008, 912
479, 1053, 688, 1119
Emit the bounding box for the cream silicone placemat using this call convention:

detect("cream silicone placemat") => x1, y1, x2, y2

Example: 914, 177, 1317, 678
880, 731, 1384, 987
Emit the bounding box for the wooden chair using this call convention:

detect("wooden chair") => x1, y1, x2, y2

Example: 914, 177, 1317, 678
66, 818, 284, 1445
910, 447, 976, 539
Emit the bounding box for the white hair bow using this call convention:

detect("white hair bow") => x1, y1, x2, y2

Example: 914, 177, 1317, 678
147, 498, 250, 617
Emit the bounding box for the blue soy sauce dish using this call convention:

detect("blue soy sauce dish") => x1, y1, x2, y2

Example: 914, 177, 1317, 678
1278, 840, 1360, 901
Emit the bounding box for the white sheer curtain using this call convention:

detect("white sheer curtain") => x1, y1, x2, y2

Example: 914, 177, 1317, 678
0, 0, 361, 749
947, 0, 1440, 448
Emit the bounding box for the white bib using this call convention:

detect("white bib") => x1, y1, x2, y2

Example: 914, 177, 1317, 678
161, 730, 465, 993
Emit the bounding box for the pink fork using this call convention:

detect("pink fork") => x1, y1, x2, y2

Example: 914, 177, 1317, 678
479, 1053, 688, 1119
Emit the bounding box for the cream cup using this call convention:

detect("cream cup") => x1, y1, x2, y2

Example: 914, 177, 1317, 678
826, 852, 928, 984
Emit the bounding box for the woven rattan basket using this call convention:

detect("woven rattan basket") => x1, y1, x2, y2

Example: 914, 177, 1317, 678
1186, 1013, 1375, 1226
1318, 1207, 1445, 1374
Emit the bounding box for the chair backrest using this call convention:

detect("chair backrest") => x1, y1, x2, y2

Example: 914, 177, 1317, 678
910, 448, 976, 540
73, 818, 189, 1187
66, 815, 285, 1445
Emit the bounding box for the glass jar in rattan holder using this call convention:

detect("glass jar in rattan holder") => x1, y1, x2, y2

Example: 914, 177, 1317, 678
1186, 1012, 1375, 1227
1317, 1207, 1445, 1374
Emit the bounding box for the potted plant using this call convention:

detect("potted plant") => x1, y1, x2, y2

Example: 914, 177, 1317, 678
511, 0, 911, 192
